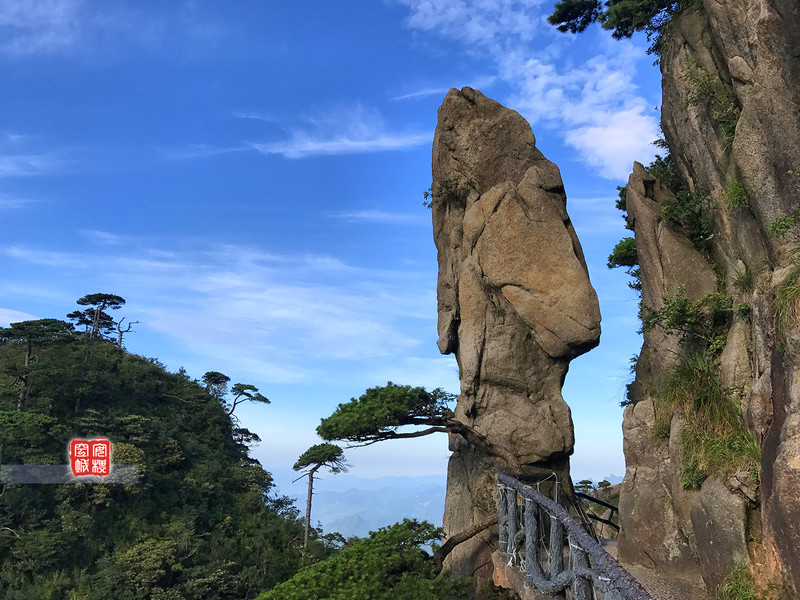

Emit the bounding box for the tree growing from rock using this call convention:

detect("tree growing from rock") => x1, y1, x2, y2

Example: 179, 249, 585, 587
67, 293, 126, 346
548, 0, 684, 50
293, 443, 347, 549
317, 382, 522, 471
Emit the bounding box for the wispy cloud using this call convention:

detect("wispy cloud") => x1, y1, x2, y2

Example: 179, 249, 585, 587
249, 105, 429, 159
334, 209, 428, 225
3, 240, 440, 385
398, 0, 658, 180
399, 0, 543, 48
159, 143, 245, 161
80, 229, 124, 245
0, 0, 81, 55
5, 246, 88, 268
0, 0, 230, 57
249, 134, 429, 159
232, 111, 277, 122
0, 130, 69, 177
0, 153, 65, 177
0, 307, 38, 326
0, 195, 41, 209
391, 87, 448, 102
391, 74, 496, 101
169, 105, 429, 161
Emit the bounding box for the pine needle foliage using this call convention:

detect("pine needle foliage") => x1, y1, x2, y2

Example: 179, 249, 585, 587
256, 520, 469, 600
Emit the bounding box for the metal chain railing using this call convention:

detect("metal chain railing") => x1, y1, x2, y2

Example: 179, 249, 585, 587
498, 473, 655, 600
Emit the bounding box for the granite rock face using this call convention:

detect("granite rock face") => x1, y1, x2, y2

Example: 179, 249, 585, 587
619, 0, 800, 594
431, 87, 600, 592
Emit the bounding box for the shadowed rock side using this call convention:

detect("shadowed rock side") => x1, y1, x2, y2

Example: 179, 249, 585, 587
431, 87, 601, 593
619, 0, 800, 595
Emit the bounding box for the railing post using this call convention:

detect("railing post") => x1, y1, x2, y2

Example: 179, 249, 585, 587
506, 486, 518, 562
570, 540, 593, 600
498, 483, 508, 555
548, 484, 564, 578
524, 497, 545, 585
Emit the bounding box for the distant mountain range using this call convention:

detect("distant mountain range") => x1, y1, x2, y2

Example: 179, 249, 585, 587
271, 470, 446, 538
269, 470, 623, 539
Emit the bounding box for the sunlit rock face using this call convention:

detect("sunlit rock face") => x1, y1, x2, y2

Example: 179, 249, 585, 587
431, 87, 600, 593
619, 0, 800, 594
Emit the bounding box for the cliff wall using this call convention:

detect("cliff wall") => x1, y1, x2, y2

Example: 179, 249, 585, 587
618, 1, 800, 595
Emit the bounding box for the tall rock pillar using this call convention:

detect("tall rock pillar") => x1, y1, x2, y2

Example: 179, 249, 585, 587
431, 87, 601, 590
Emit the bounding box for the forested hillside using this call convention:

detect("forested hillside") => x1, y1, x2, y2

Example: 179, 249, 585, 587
0, 310, 327, 599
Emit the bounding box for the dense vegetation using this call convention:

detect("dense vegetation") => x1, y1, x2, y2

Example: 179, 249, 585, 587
256, 520, 468, 600
0, 306, 334, 599
0, 302, 470, 599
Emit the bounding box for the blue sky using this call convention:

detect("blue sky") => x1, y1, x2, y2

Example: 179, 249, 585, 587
0, 0, 660, 493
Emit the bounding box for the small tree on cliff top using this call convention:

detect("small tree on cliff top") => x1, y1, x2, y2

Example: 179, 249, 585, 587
293, 443, 347, 550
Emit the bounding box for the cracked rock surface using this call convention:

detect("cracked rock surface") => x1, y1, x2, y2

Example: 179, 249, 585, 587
431, 87, 601, 592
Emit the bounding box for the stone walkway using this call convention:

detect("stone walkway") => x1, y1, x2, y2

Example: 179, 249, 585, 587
602, 540, 712, 600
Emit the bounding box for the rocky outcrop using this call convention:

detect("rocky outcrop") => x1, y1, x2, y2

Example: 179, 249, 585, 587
619, 0, 800, 595
431, 87, 601, 593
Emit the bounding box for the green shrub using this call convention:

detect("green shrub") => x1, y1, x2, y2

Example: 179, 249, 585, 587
608, 237, 637, 268
733, 264, 754, 292
724, 179, 749, 212
774, 260, 800, 331
769, 215, 796, 237
662, 189, 714, 251
423, 176, 475, 208
681, 456, 706, 490
717, 564, 759, 600
478, 274, 500, 290
682, 62, 715, 107
655, 351, 760, 484
641, 286, 731, 347
767, 204, 800, 237
256, 520, 469, 600
646, 153, 682, 194
713, 90, 741, 147
616, 185, 628, 212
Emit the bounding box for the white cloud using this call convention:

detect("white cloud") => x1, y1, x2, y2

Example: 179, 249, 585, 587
391, 87, 449, 102
170, 106, 429, 161
0, 195, 40, 209
5, 246, 87, 268
159, 143, 245, 161
334, 209, 428, 225
0, 153, 65, 177
4, 241, 438, 385
0, 0, 229, 57
0, 307, 38, 326
232, 111, 277, 122
250, 134, 429, 159
398, 0, 659, 180
0, 0, 81, 55
398, 0, 544, 48
80, 229, 124, 245
564, 108, 658, 180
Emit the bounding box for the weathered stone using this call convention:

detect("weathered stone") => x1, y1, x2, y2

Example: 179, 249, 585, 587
617, 400, 698, 573
432, 87, 600, 595
690, 478, 749, 592
620, 0, 800, 593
